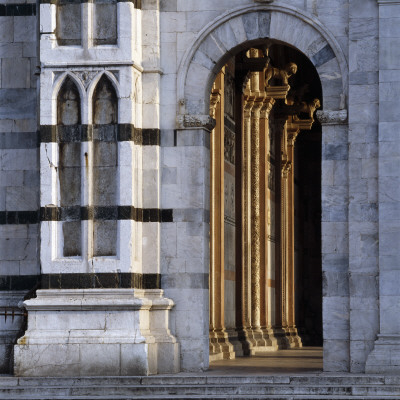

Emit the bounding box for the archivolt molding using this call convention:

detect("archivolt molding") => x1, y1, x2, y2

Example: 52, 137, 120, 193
177, 1, 348, 120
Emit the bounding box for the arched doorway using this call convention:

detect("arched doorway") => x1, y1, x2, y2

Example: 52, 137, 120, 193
209, 42, 323, 362
176, 4, 348, 371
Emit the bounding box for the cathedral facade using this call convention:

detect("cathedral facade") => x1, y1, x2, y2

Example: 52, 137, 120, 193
1, 0, 400, 376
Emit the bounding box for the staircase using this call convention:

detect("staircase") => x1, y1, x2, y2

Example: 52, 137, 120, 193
1, 374, 400, 399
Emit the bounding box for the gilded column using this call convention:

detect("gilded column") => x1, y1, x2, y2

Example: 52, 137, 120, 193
285, 125, 302, 348
281, 125, 290, 333
271, 112, 291, 348
209, 81, 221, 357
250, 98, 263, 330
259, 98, 279, 349
242, 93, 254, 333
209, 72, 235, 360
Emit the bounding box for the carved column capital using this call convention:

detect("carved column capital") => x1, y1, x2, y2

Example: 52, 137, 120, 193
287, 128, 301, 147
244, 96, 255, 118
281, 160, 292, 178
251, 98, 264, 119
260, 97, 275, 119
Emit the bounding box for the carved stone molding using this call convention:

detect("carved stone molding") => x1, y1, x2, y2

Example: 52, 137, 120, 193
316, 109, 348, 125
265, 85, 290, 100
73, 71, 102, 89
177, 114, 216, 131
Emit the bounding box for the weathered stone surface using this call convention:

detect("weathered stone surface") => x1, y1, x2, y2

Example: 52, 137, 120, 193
56, 2, 82, 45
2, 0, 400, 378
0, 89, 36, 119
93, 3, 117, 46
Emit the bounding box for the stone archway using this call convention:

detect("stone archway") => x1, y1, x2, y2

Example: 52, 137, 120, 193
175, 3, 349, 372
177, 3, 347, 117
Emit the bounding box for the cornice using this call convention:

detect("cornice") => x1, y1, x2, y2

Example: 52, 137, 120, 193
377, 0, 400, 4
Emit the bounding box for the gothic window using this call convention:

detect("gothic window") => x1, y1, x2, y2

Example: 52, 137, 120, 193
57, 77, 82, 257
92, 75, 118, 256
93, 75, 118, 124
57, 77, 81, 125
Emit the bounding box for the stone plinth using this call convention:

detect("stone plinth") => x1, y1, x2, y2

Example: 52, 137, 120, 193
14, 289, 179, 376
366, 335, 400, 374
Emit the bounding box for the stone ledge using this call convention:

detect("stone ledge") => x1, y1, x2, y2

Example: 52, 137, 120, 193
316, 109, 348, 125
176, 115, 216, 131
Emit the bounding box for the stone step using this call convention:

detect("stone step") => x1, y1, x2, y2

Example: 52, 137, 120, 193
1, 375, 400, 399
2, 375, 400, 386
2, 396, 400, 400
2, 385, 400, 398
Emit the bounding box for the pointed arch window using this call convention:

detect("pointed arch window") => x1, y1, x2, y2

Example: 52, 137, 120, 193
92, 75, 119, 257
57, 77, 81, 125
57, 77, 82, 257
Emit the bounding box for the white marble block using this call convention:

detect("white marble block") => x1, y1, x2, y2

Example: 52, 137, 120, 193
14, 289, 179, 376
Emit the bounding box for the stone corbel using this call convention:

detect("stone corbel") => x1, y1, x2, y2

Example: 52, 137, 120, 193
315, 109, 348, 125
265, 85, 291, 100
209, 90, 221, 119
176, 114, 216, 131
